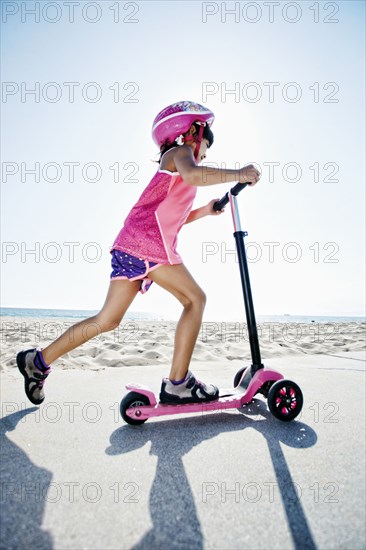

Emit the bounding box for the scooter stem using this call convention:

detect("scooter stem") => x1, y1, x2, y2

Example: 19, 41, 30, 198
229, 191, 263, 370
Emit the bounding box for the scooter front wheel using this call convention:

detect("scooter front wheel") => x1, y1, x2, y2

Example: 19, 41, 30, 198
267, 380, 303, 422
120, 391, 150, 425
233, 367, 246, 388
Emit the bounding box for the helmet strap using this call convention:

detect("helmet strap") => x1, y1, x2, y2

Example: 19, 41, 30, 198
182, 123, 205, 159
194, 123, 205, 159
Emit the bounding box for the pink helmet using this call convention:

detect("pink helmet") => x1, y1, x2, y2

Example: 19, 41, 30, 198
152, 101, 215, 159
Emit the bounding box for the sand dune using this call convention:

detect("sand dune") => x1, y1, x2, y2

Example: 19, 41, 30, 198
0, 316, 365, 372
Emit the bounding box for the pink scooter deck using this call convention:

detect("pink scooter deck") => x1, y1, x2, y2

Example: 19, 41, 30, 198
124, 367, 283, 421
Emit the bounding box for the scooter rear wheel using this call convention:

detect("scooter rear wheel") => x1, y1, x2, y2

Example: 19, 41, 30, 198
120, 391, 150, 425
267, 380, 303, 422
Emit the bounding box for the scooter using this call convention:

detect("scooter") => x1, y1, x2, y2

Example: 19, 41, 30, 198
120, 183, 303, 425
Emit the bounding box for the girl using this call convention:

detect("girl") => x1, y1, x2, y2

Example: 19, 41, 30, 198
17, 101, 260, 406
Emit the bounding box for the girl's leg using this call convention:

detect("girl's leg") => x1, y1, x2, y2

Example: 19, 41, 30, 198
41, 279, 141, 365
148, 263, 206, 381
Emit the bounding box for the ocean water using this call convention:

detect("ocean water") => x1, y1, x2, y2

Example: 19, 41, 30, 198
256, 314, 365, 324
0, 307, 364, 324
0, 307, 164, 322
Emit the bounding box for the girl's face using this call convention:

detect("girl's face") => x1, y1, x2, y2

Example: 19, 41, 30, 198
197, 139, 210, 164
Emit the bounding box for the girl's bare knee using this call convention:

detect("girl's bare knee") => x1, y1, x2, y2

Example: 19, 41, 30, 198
182, 290, 206, 311
94, 314, 121, 333
199, 291, 207, 310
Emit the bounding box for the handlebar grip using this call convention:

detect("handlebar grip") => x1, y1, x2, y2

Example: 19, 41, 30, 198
213, 182, 248, 211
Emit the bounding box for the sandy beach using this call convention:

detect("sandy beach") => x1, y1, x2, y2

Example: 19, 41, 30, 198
1, 317, 365, 372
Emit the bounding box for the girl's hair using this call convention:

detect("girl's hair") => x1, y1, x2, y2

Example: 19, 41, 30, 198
157, 122, 214, 163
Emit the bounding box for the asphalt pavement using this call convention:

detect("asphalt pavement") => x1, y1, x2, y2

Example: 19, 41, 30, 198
1, 351, 365, 549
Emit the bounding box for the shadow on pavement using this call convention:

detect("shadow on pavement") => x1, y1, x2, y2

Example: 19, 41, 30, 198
107, 401, 317, 550
0, 408, 54, 550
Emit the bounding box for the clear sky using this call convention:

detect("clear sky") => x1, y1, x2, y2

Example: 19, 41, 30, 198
1, 0, 365, 321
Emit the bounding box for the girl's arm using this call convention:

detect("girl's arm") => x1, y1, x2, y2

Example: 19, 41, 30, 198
185, 199, 224, 224
173, 145, 260, 187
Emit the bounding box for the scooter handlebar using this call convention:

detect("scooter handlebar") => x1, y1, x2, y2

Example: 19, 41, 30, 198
212, 182, 248, 211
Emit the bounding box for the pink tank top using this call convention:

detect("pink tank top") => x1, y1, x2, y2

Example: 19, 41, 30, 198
111, 169, 197, 264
